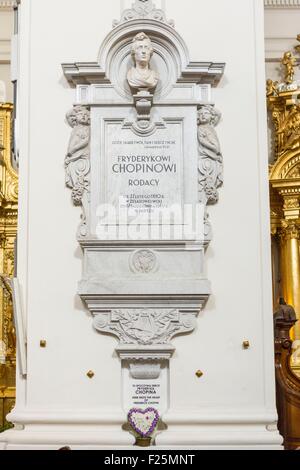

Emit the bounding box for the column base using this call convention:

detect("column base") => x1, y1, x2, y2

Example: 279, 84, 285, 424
0, 408, 283, 450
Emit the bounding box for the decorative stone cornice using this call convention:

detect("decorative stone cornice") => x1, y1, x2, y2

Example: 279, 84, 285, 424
265, 0, 300, 7
113, 0, 173, 28
0, 0, 16, 10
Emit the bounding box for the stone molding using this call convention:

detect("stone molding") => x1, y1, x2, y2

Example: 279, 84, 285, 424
3, 1, 300, 11
0, 39, 11, 64
264, 0, 300, 7
0, 0, 16, 10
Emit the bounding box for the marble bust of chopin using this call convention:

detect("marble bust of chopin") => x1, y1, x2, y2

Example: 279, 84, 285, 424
127, 32, 159, 92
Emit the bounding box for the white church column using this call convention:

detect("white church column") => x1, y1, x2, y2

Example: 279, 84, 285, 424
0, 0, 282, 450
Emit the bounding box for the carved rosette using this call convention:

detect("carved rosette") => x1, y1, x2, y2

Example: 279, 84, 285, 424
93, 309, 199, 346
130, 249, 158, 274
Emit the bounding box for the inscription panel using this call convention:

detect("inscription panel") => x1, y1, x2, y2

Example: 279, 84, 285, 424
105, 122, 183, 215
123, 365, 168, 415
91, 106, 198, 236
131, 383, 161, 407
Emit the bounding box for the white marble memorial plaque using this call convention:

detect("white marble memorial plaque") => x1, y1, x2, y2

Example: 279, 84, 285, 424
123, 365, 168, 415
131, 383, 161, 407
105, 123, 183, 215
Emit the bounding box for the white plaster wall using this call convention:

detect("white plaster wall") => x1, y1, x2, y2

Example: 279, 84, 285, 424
265, 6, 300, 81
17, 0, 122, 411
2, 0, 280, 449
163, 0, 276, 420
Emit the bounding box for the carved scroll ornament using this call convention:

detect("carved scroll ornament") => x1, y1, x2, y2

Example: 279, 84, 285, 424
93, 309, 198, 345
113, 0, 174, 28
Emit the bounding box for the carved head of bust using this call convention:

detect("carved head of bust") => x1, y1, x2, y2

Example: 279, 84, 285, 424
66, 109, 77, 128
127, 32, 158, 92
76, 107, 90, 126
131, 32, 153, 66
66, 106, 90, 128
198, 105, 221, 127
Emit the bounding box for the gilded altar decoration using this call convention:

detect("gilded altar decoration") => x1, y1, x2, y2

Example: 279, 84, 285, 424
281, 51, 297, 85
268, 37, 300, 377
295, 34, 300, 55
0, 103, 18, 430
266, 79, 278, 98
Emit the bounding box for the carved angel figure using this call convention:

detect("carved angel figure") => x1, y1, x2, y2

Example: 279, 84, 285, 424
295, 34, 300, 54
127, 32, 159, 91
266, 79, 278, 97
197, 105, 223, 205
281, 51, 297, 84
65, 106, 90, 237
110, 310, 181, 345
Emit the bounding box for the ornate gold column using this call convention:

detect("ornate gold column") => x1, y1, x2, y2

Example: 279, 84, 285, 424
268, 39, 300, 376
280, 218, 300, 341
0, 103, 18, 431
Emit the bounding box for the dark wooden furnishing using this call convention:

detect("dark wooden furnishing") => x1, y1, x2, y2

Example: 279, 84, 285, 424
274, 301, 300, 450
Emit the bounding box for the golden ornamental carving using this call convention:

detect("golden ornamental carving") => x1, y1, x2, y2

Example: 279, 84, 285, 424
267, 41, 300, 163
268, 36, 300, 365
0, 103, 18, 430
295, 34, 300, 55
278, 105, 300, 155
283, 197, 299, 211
280, 220, 300, 242
281, 52, 297, 85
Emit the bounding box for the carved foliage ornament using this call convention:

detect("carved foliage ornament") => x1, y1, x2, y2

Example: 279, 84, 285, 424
113, 0, 174, 28
280, 220, 300, 241
278, 105, 300, 155
93, 309, 198, 345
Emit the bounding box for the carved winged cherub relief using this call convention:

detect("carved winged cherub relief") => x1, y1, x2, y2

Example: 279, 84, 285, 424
266, 79, 278, 97
295, 34, 300, 54
65, 106, 90, 237
127, 32, 159, 92
278, 105, 300, 154
197, 105, 223, 205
